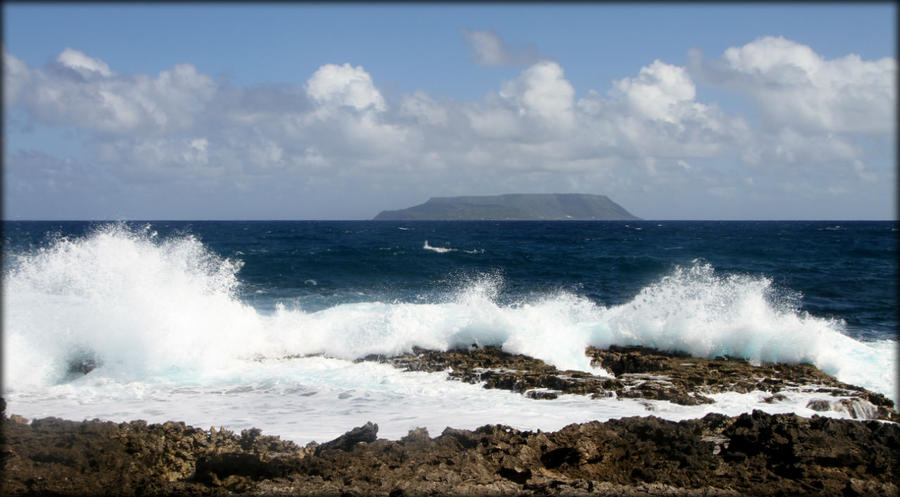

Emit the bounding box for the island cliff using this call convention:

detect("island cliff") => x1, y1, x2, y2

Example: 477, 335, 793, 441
373, 194, 639, 221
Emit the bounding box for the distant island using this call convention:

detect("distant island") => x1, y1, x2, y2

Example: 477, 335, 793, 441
373, 193, 640, 221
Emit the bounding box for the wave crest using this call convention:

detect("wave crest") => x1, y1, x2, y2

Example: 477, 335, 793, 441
3, 225, 895, 403
3, 223, 255, 385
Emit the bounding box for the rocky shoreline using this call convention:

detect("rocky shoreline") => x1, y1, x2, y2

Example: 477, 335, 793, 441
364, 345, 897, 421
3, 406, 898, 496
3, 346, 898, 496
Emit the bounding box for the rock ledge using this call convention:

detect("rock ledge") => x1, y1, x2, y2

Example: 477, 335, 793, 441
364, 345, 897, 421
3, 402, 897, 496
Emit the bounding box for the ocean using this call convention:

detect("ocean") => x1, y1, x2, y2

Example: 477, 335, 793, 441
2, 220, 897, 443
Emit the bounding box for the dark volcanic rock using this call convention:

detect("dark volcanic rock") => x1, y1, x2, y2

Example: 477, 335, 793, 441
315, 421, 378, 454
589, 345, 896, 418
366, 345, 897, 420
0, 409, 304, 496
365, 346, 626, 398
2, 406, 898, 496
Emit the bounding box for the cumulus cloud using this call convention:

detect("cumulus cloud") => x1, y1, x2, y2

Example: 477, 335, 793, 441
690, 36, 896, 134
5, 48, 216, 134
613, 60, 696, 123
499, 60, 575, 132
575, 61, 750, 160
306, 63, 386, 112
461, 29, 540, 66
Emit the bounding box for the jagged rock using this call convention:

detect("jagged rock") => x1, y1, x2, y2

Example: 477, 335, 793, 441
8, 414, 29, 425
66, 357, 97, 376
526, 389, 560, 400
807, 399, 832, 411
763, 393, 788, 403
365, 345, 897, 421
3, 407, 897, 496
588, 346, 896, 415
315, 421, 378, 454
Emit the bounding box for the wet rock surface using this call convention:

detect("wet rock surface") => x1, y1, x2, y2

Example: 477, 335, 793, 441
3, 395, 898, 496
366, 345, 897, 420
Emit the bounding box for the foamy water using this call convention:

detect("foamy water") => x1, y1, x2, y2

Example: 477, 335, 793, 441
3, 224, 896, 442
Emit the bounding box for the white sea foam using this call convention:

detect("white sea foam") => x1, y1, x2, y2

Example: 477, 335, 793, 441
3, 224, 897, 438
3, 224, 262, 387
423, 240, 456, 253
1, 358, 877, 445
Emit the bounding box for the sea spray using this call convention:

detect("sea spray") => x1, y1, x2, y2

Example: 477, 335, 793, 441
3, 223, 263, 386
3, 223, 896, 405
592, 262, 896, 401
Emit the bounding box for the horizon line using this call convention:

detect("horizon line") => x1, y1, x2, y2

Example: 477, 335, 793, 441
3, 219, 896, 223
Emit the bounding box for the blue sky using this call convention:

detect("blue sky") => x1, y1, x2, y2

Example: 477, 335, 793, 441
3, 3, 897, 219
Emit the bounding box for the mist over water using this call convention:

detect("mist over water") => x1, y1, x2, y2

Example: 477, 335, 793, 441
3, 221, 897, 441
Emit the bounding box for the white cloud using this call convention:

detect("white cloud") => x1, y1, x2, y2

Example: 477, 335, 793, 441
691, 36, 896, 134
577, 67, 750, 160
340, 113, 409, 157
613, 60, 696, 123
95, 136, 220, 178
400, 91, 448, 126
5, 47, 747, 182
461, 29, 539, 67
6, 49, 216, 134
56, 47, 114, 78
465, 102, 522, 139
306, 63, 386, 112
499, 60, 575, 132
749, 128, 859, 166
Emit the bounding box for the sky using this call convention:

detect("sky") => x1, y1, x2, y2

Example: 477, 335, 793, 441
2, 3, 896, 220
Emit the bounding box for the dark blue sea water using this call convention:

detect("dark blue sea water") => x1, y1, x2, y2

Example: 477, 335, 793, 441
4, 220, 896, 340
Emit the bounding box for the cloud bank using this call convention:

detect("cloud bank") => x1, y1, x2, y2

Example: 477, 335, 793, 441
3, 35, 895, 219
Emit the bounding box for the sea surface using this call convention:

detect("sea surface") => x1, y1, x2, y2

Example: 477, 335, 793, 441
2, 220, 897, 443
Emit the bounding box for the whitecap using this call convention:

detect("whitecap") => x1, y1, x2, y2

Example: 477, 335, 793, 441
423, 241, 456, 253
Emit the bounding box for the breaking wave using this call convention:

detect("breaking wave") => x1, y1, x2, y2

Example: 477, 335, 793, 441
3, 224, 895, 403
